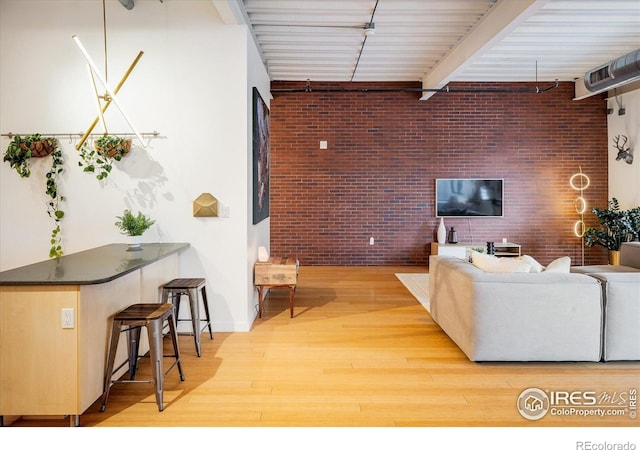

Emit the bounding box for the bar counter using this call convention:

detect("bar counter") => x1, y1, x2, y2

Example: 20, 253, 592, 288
0, 242, 189, 426
0, 243, 189, 285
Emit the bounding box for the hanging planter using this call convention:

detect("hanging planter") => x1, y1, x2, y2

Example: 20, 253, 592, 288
94, 135, 131, 159
3, 134, 58, 177
78, 135, 132, 180
2, 134, 65, 258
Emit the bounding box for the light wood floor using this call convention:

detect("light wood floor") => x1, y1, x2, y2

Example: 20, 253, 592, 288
8, 266, 639, 428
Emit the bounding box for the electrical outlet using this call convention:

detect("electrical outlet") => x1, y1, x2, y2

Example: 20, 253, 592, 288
62, 308, 75, 329
369, 237, 375, 245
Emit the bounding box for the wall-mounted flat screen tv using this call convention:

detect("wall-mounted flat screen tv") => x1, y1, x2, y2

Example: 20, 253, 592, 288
436, 178, 503, 217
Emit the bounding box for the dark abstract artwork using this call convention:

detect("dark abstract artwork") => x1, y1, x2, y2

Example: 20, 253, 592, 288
252, 87, 270, 224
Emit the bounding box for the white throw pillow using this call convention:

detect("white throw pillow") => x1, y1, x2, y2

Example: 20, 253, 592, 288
518, 255, 545, 273
470, 251, 499, 271
544, 256, 571, 273
471, 251, 532, 273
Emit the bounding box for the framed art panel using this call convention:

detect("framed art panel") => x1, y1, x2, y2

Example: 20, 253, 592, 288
252, 87, 270, 224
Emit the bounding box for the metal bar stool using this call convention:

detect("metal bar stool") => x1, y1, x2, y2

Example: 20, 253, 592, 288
162, 278, 213, 357
100, 303, 185, 412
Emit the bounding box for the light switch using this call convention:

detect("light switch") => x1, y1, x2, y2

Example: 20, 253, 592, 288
319, 140, 328, 149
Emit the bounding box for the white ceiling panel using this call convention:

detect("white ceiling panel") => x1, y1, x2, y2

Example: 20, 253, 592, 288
233, 0, 640, 88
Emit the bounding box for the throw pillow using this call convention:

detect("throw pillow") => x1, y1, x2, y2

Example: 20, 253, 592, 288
518, 254, 545, 273
471, 251, 532, 273
470, 250, 499, 272
544, 256, 571, 273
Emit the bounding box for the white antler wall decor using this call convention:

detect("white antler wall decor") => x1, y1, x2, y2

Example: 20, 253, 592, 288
613, 135, 633, 165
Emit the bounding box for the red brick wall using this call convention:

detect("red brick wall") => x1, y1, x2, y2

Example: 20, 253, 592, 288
269, 81, 609, 266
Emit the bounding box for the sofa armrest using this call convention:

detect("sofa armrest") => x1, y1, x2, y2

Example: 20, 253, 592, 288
621, 242, 640, 269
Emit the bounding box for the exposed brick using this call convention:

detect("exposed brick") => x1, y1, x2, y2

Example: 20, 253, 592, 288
269, 81, 609, 266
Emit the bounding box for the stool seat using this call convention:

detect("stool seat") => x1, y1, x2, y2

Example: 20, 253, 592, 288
162, 278, 213, 357
115, 303, 174, 321
100, 303, 184, 412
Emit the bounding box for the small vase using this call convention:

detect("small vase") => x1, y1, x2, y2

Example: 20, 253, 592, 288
437, 217, 446, 244
448, 227, 458, 244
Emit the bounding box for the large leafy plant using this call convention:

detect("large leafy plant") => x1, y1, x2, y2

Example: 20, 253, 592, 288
584, 198, 640, 251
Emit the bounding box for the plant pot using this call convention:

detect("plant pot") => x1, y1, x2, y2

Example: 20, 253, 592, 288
19, 139, 55, 158
95, 139, 131, 159
127, 235, 143, 251
609, 250, 621, 266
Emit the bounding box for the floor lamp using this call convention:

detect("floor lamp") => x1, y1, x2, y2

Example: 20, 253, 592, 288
570, 166, 590, 266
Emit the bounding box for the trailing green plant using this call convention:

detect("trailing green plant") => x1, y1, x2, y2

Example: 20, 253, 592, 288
78, 135, 131, 180
115, 209, 155, 236
3, 135, 65, 258
584, 198, 640, 251
46, 146, 65, 258
3, 134, 57, 177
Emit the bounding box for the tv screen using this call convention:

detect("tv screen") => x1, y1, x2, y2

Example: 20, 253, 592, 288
436, 178, 503, 217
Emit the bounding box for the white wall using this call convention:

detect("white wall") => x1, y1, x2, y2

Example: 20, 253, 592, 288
0, 0, 270, 331
608, 89, 640, 209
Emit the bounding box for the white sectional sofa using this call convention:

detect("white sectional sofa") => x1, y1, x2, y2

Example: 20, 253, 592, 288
428, 255, 603, 362
572, 242, 640, 361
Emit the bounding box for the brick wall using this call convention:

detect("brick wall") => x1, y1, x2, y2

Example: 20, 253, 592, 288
269, 81, 609, 266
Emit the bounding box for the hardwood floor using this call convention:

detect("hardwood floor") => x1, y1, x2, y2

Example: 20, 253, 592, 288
7, 266, 639, 430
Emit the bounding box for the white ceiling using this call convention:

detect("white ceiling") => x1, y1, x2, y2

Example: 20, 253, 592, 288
214, 0, 640, 96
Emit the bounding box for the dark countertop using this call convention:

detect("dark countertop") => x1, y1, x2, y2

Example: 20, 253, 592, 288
0, 243, 189, 286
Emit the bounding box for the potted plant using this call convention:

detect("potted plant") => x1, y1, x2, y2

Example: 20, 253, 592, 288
3, 134, 65, 258
584, 198, 640, 264
95, 135, 131, 159
78, 135, 131, 181
115, 209, 155, 250
3, 134, 58, 177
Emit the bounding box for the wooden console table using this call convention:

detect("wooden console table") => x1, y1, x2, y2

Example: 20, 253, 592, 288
254, 256, 299, 318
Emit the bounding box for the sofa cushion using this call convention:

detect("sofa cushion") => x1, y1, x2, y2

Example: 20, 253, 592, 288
544, 256, 571, 273
471, 251, 532, 273
518, 254, 545, 273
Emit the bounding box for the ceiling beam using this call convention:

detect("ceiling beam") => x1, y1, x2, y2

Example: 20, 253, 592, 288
420, 0, 547, 100
211, 0, 244, 24
211, 0, 268, 73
